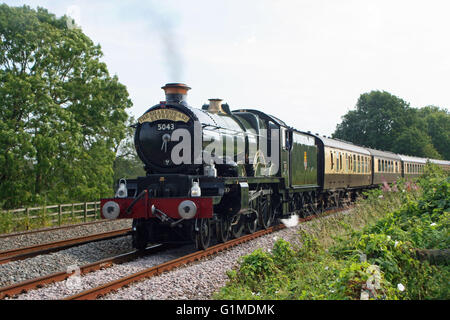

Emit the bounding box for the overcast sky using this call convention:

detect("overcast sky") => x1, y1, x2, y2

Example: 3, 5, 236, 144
5, 0, 450, 136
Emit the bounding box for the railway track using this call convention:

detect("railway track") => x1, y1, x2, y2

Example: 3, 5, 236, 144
0, 228, 131, 265
0, 206, 350, 300
0, 244, 167, 299
66, 207, 349, 300
0, 219, 122, 240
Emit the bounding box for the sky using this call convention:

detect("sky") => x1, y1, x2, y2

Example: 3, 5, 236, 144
4, 0, 450, 136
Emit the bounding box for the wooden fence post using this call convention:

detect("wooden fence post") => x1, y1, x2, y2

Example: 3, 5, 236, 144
26, 207, 29, 230
58, 204, 62, 226
43, 205, 47, 227
84, 202, 87, 222
71, 203, 74, 221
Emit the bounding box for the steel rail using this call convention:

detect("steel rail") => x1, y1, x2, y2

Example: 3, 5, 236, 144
66, 206, 352, 300
0, 244, 166, 299
65, 225, 285, 300
0, 228, 132, 265
0, 220, 120, 240
0, 205, 352, 300
64, 208, 350, 300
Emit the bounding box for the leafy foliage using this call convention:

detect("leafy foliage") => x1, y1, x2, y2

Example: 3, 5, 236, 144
112, 116, 146, 187
215, 166, 449, 300
333, 90, 448, 159
0, 4, 132, 208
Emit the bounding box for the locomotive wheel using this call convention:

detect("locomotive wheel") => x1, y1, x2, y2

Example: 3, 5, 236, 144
230, 214, 245, 238
196, 218, 212, 250
259, 194, 273, 229
245, 210, 258, 234
216, 216, 230, 243
132, 219, 149, 250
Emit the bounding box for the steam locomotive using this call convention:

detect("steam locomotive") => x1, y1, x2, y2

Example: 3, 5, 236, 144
101, 83, 450, 250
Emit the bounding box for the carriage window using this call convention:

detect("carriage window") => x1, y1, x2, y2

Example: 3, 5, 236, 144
346, 154, 349, 172
336, 152, 339, 172
330, 151, 334, 170
340, 154, 343, 172
335, 152, 338, 171
353, 155, 356, 172
357, 155, 361, 173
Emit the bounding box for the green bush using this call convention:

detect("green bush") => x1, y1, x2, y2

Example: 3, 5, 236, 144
216, 164, 449, 300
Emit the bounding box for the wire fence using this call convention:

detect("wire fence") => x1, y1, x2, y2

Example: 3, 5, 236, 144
0, 201, 101, 234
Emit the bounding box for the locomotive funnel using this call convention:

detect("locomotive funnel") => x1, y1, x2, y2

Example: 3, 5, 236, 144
161, 83, 191, 104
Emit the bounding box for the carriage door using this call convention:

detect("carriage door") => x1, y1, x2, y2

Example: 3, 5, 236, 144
281, 127, 291, 187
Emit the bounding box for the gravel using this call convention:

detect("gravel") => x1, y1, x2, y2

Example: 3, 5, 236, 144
101, 223, 305, 300
6, 210, 351, 300
7, 244, 196, 300
0, 235, 133, 288
0, 219, 132, 251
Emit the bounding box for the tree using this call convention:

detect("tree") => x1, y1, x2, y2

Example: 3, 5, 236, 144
418, 106, 450, 160
333, 91, 412, 151
0, 5, 132, 208
333, 91, 448, 159
112, 116, 146, 187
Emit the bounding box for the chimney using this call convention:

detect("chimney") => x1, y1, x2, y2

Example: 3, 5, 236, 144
208, 98, 225, 114
161, 83, 191, 104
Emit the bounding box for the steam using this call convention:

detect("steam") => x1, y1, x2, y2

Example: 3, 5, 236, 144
156, 16, 184, 81
118, 1, 185, 81
281, 214, 299, 228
